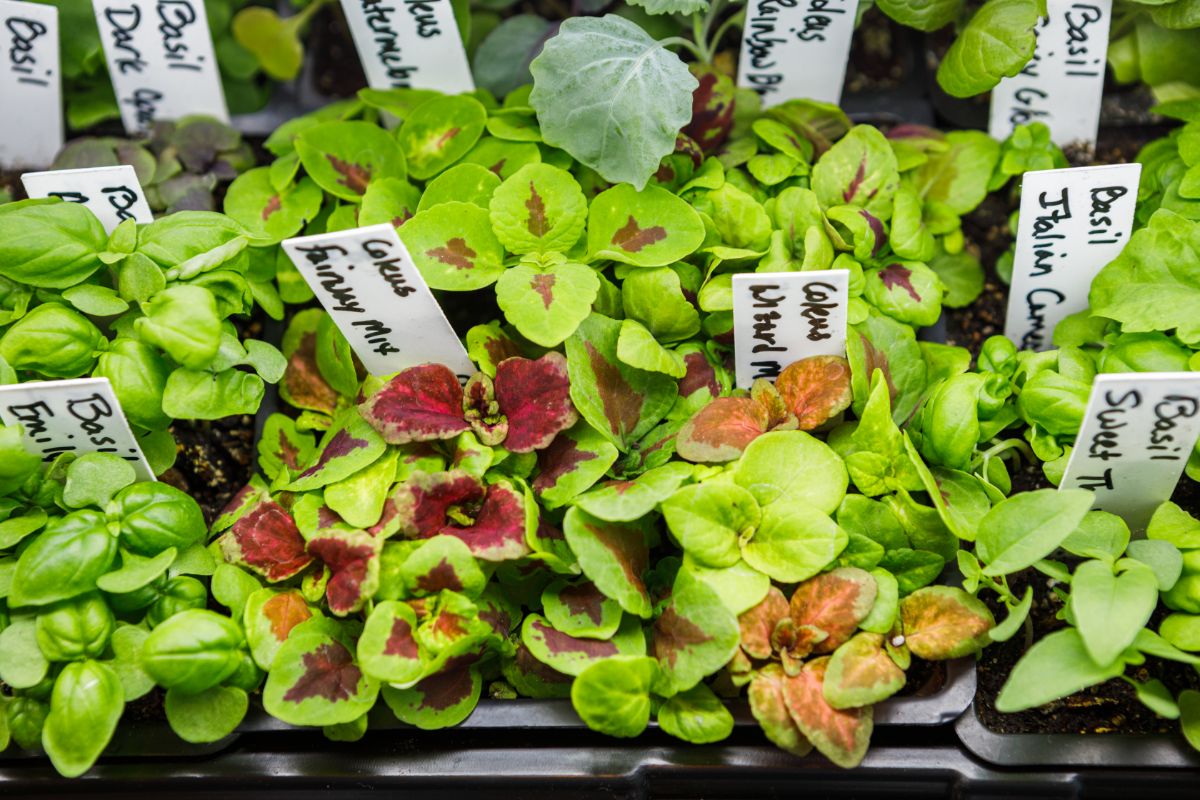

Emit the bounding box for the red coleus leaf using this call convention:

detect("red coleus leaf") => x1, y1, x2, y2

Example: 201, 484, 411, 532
789, 568, 878, 655
775, 356, 854, 431
390, 470, 487, 537
782, 657, 873, 768
283, 640, 364, 703
748, 663, 813, 757
306, 529, 380, 615
530, 618, 620, 659
899, 586, 994, 660
441, 481, 531, 562
679, 351, 721, 401
675, 397, 769, 463
385, 615, 420, 659
493, 353, 578, 453
217, 497, 314, 582
532, 432, 599, 494
263, 591, 313, 641
739, 587, 790, 660
360, 363, 469, 444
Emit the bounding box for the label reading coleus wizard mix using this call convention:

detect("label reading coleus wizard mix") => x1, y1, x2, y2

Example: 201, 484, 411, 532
1062, 373, 1200, 530
339, 0, 474, 94
989, 0, 1112, 149
22, 165, 153, 234
91, 0, 229, 135
0, 378, 154, 481
732, 269, 849, 389
1004, 162, 1140, 352
0, 0, 61, 169
281, 224, 473, 379
737, 0, 856, 107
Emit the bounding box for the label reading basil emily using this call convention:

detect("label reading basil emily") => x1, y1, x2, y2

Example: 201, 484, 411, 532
281, 224, 473, 379
338, 0, 474, 94
1061, 373, 1200, 529
91, 0, 228, 135
989, 0, 1113, 148
0, 0, 61, 169
737, 0, 856, 107
732, 269, 849, 389
22, 165, 153, 233
0, 378, 154, 481
1004, 163, 1140, 351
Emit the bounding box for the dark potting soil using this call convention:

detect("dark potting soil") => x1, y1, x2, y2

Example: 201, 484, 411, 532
844, 9, 908, 95
308, 4, 368, 99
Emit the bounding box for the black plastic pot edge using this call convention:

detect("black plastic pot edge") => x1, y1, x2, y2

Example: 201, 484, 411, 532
955, 700, 1200, 769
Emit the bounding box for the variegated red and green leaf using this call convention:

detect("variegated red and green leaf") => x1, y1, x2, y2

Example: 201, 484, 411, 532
748, 663, 813, 757
738, 586, 790, 661
286, 410, 387, 492
683, 63, 736, 153
775, 356, 854, 431
359, 363, 468, 445
258, 414, 316, 483
586, 184, 706, 267
217, 495, 314, 582
541, 578, 623, 639
441, 481, 531, 562
414, 590, 493, 662
387, 469, 486, 537
533, 420, 619, 509
263, 629, 380, 726
675, 396, 769, 463
782, 657, 873, 768
501, 640, 573, 699
823, 632, 905, 710
244, 588, 317, 670
381, 654, 482, 729
357, 600, 425, 685
276, 315, 338, 415
572, 462, 693, 522
462, 371, 506, 446
789, 567, 878, 654
399, 535, 487, 597
899, 586, 994, 660
306, 528, 382, 615
652, 579, 740, 695
493, 353, 578, 452
489, 162, 588, 254
521, 613, 645, 676
401, 201, 506, 290
563, 507, 653, 618
211, 474, 271, 534
466, 322, 524, 377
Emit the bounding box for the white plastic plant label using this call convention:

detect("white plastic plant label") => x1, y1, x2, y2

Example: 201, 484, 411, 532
91, 0, 229, 135
1061, 372, 1200, 530
22, 165, 153, 233
737, 0, 857, 107
0, 0, 62, 169
281, 224, 473, 379
338, 0, 474, 94
1004, 162, 1140, 351
0, 377, 154, 481
732, 269, 849, 389
988, 0, 1112, 149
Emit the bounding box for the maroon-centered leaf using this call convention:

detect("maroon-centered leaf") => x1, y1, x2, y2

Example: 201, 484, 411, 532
494, 353, 578, 452
218, 497, 314, 582
775, 356, 854, 431
612, 216, 668, 252
879, 264, 921, 303
652, 580, 740, 694
389, 470, 487, 537
282, 330, 339, 414
823, 632, 906, 710
683, 63, 735, 153
529, 617, 619, 659
382, 653, 482, 729
521, 613, 646, 676
360, 363, 469, 444
749, 663, 813, 757
739, 587, 790, 660
783, 657, 873, 768
533, 433, 599, 494
307, 529, 380, 615
675, 397, 769, 463
789, 568, 878, 654
563, 507, 653, 618
679, 351, 721, 401
326, 154, 371, 195
532, 273, 555, 308
441, 481, 531, 562
426, 238, 478, 270
502, 640, 573, 699
899, 586, 995, 660
407, 655, 478, 711
283, 640, 363, 703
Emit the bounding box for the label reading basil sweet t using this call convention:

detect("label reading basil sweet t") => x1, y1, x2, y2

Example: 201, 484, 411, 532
737, 0, 856, 107
22, 165, 153, 233
338, 0, 474, 94
1061, 373, 1200, 529
1004, 163, 1140, 351
281, 224, 473, 379
92, 0, 228, 134
732, 269, 849, 389
988, 0, 1112, 149
0, 0, 61, 169
0, 378, 154, 481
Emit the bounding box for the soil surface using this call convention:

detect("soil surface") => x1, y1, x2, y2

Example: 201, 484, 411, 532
844, 10, 909, 95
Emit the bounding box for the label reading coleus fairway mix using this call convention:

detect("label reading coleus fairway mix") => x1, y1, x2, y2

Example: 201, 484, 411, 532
281, 224, 473, 379
988, 0, 1112, 148
91, 0, 229, 134
22, 165, 153, 233
1004, 163, 1140, 351
0, 0, 61, 169
1061, 373, 1200, 529
339, 0, 474, 94
732, 270, 849, 389
0, 378, 154, 481
737, 0, 856, 106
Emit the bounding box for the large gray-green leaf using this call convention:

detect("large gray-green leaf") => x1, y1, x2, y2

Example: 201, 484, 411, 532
627, 0, 710, 14
530, 15, 697, 189
472, 15, 555, 98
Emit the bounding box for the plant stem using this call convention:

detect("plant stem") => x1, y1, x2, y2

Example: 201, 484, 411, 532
660, 36, 707, 61
709, 11, 746, 58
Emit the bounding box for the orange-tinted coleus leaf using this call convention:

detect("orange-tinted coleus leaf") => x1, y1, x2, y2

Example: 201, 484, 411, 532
217, 495, 315, 582
789, 567, 878, 655
739, 586, 789, 660
782, 657, 873, 768
388, 470, 530, 562
822, 632, 906, 710
675, 379, 797, 463
281, 330, 339, 415
775, 356, 854, 430
306, 529, 381, 615
899, 586, 994, 660
748, 663, 813, 757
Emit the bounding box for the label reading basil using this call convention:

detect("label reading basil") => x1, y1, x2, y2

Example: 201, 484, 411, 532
338, 0, 474, 94
281, 224, 473, 379
1004, 163, 1140, 351
91, 0, 228, 135
1061, 373, 1200, 529
732, 269, 849, 389
737, 0, 856, 107
988, 0, 1112, 148
0, 378, 153, 481
0, 0, 61, 169
22, 165, 153, 233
